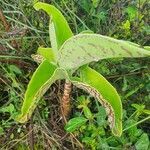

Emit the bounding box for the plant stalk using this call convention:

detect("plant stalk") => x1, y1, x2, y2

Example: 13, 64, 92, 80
61, 79, 72, 121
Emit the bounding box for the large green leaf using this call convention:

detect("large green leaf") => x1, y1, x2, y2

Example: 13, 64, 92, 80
17, 60, 66, 123
34, 2, 73, 51
70, 66, 122, 136
58, 34, 150, 69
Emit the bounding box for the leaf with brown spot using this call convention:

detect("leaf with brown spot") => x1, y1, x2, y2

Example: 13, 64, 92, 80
58, 34, 150, 69
69, 66, 122, 136
16, 60, 67, 123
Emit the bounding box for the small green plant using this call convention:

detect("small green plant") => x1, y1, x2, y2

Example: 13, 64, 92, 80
16, 2, 150, 137
65, 96, 108, 150
65, 97, 150, 149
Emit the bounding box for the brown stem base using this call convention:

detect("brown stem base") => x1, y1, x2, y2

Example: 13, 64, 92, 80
61, 80, 72, 121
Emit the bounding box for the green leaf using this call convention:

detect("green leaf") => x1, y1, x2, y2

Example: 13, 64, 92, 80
37, 47, 55, 63
70, 66, 122, 136
58, 34, 150, 70
9, 65, 22, 75
143, 109, 150, 115
34, 2, 73, 51
0, 103, 15, 114
77, 96, 90, 108
132, 104, 145, 111
79, 0, 91, 13
65, 117, 88, 132
132, 104, 150, 115
125, 119, 142, 142
96, 106, 107, 126
92, 0, 100, 8
125, 6, 137, 21
135, 133, 149, 150
17, 60, 66, 123
83, 106, 93, 119
122, 20, 130, 30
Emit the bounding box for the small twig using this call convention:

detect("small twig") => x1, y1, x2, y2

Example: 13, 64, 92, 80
0, 76, 10, 85
1, 128, 33, 150
1, 125, 17, 146
106, 71, 146, 79
27, 119, 34, 150
70, 133, 84, 150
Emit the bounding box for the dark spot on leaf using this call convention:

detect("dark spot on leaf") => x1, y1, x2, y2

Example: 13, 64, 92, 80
136, 51, 143, 56
88, 43, 98, 49
79, 45, 87, 53
121, 46, 133, 56
110, 48, 116, 55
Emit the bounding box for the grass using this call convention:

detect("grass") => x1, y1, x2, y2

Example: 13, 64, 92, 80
0, 0, 150, 149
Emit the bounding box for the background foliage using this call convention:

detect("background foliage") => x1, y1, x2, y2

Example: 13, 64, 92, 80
0, 0, 149, 149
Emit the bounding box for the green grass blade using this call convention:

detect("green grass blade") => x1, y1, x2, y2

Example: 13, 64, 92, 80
70, 66, 122, 136
58, 34, 150, 69
34, 2, 73, 51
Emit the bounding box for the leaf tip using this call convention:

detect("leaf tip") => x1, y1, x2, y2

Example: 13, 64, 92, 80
112, 122, 122, 137
33, 2, 43, 11
15, 114, 27, 123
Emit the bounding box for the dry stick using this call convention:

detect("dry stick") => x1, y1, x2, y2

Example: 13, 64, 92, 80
0, 9, 10, 32
1, 125, 17, 147
106, 71, 146, 79
27, 119, 34, 150
0, 9, 18, 48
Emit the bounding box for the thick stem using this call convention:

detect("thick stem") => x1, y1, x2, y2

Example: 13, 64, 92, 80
61, 80, 72, 120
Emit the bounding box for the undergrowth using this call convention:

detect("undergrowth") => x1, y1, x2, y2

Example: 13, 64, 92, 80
0, 0, 149, 149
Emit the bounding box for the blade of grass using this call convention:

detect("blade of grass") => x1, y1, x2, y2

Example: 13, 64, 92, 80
123, 116, 150, 132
